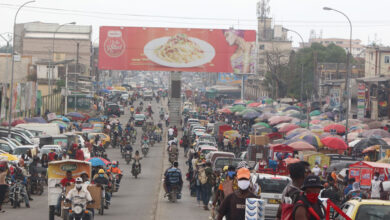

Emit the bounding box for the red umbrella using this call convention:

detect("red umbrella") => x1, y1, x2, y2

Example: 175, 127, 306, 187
11, 119, 26, 127
218, 108, 232, 114
107, 86, 113, 90
323, 124, 346, 134
1, 121, 8, 126
289, 141, 317, 151
284, 157, 301, 165
310, 119, 321, 125
321, 136, 348, 150
279, 124, 300, 133
81, 113, 91, 120
248, 102, 262, 107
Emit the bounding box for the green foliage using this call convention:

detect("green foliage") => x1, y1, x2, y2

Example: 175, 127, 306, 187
263, 43, 347, 100
54, 80, 65, 93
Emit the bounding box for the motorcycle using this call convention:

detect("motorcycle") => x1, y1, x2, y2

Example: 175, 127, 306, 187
111, 174, 121, 193
149, 137, 155, 147
9, 180, 26, 208
168, 184, 181, 203
141, 145, 149, 157
131, 161, 141, 179
29, 173, 45, 195
67, 196, 93, 220
125, 151, 132, 165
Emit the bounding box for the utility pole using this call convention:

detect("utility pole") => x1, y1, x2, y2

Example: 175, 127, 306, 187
76, 42, 80, 92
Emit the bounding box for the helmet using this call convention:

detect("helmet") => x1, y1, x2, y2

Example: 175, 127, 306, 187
98, 169, 105, 174
75, 177, 83, 182
223, 166, 229, 172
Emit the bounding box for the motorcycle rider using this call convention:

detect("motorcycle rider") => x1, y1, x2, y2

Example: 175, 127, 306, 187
65, 177, 93, 214
132, 150, 143, 173
164, 113, 169, 127
92, 169, 111, 208
168, 127, 174, 140
159, 108, 164, 119
109, 161, 122, 183
11, 167, 30, 208
164, 161, 183, 197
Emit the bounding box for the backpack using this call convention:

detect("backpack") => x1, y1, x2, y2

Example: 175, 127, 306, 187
166, 168, 181, 184
198, 168, 208, 185
291, 193, 324, 220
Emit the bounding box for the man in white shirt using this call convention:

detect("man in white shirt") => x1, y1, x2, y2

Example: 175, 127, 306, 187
370, 172, 381, 199
168, 127, 174, 139
311, 163, 321, 176
66, 177, 93, 210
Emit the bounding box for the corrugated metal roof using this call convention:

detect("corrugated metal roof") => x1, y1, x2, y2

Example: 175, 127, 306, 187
22, 22, 91, 34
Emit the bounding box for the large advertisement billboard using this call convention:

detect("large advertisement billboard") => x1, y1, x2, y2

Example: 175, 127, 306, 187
99, 26, 256, 73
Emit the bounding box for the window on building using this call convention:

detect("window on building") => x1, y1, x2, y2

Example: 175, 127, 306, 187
325, 41, 330, 44
385, 56, 390, 64
336, 41, 343, 44
259, 45, 265, 50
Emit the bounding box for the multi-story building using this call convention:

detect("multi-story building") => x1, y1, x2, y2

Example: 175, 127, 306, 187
364, 46, 390, 77
14, 22, 92, 78
306, 38, 365, 58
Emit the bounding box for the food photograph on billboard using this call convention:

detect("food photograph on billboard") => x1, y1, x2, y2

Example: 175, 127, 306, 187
99, 26, 256, 74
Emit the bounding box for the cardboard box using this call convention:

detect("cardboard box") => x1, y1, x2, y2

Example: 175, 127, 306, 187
255, 135, 269, 146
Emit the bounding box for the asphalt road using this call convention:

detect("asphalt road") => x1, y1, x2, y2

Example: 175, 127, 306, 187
1, 98, 209, 220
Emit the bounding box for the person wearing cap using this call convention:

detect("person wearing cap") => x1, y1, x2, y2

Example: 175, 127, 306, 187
217, 168, 257, 220
65, 177, 93, 212
293, 175, 325, 220
92, 169, 110, 207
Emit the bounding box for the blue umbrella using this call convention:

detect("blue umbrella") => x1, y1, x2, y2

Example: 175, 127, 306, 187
87, 157, 108, 167
24, 117, 46, 123
67, 112, 85, 118
99, 89, 110, 94
283, 106, 300, 112
55, 115, 70, 122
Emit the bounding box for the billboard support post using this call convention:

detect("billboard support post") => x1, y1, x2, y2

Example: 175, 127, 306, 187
169, 71, 182, 127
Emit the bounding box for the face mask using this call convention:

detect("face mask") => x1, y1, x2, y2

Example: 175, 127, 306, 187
374, 176, 378, 180
99, 174, 104, 177
76, 183, 83, 190
237, 180, 250, 190
227, 171, 235, 178
306, 192, 319, 204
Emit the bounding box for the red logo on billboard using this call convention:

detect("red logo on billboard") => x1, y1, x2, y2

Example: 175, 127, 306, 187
104, 30, 125, 58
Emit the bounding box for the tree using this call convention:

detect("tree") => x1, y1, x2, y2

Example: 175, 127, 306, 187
267, 43, 348, 100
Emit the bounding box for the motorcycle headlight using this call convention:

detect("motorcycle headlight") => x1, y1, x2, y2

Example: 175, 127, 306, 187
73, 205, 83, 215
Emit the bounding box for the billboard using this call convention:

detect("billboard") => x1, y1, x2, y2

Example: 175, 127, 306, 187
99, 26, 256, 73
218, 73, 242, 85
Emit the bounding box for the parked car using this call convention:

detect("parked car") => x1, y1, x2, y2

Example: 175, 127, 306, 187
338, 198, 390, 220
254, 173, 291, 220
0, 139, 16, 154
38, 145, 62, 158
106, 103, 120, 117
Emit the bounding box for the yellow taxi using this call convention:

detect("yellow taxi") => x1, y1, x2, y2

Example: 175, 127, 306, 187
88, 133, 111, 148
338, 198, 390, 220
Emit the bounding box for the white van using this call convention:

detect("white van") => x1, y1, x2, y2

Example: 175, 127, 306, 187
16, 123, 60, 136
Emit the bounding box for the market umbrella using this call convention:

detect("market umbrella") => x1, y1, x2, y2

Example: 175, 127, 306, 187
268, 116, 293, 126
11, 119, 26, 126
320, 112, 334, 120
286, 128, 310, 137
99, 89, 110, 94
254, 122, 270, 128
309, 110, 322, 117
247, 102, 262, 107
323, 124, 346, 134
218, 108, 232, 114
50, 120, 68, 129
299, 134, 323, 148
230, 105, 246, 113
352, 137, 389, 155
368, 121, 385, 129
362, 145, 380, 154
243, 111, 261, 119
57, 115, 71, 122
362, 129, 390, 138
66, 112, 85, 118
0, 153, 18, 161
310, 119, 321, 125
24, 117, 46, 123
283, 106, 300, 112
253, 127, 273, 134
349, 139, 362, 148
340, 119, 362, 127
279, 124, 300, 133
106, 86, 113, 90
255, 112, 274, 122
289, 141, 317, 151
320, 120, 334, 126
86, 157, 111, 167
321, 136, 348, 150
347, 132, 361, 142
238, 108, 257, 116
264, 98, 273, 104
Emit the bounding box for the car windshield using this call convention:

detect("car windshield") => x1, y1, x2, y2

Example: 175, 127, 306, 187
257, 178, 290, 194
355, 204, 390, 220
13, 148, 30, 155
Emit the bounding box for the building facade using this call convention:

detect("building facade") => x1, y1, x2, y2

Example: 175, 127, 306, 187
364, 46, 390, 77
14, 22, 92, 77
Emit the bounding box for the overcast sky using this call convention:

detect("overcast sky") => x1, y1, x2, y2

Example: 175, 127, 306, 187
0, 0, 389, 46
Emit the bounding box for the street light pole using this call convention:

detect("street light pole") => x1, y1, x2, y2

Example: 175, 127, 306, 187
49, 22, 76, 112
8, 0, 35, 137
0, 34, 11, 121
323, 7, 352, 143
285, 28, 305, 125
